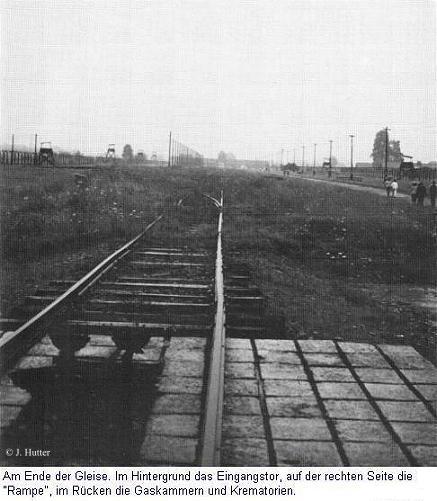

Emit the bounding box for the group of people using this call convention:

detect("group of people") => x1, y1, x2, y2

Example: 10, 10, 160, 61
411, 180, 436, 207
383, 177, 436, 207
383, 178, 399, 198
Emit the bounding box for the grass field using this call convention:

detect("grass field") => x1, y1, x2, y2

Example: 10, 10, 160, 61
1, 164, 435, 360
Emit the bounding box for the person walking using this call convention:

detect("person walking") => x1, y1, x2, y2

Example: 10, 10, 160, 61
390, 179, 399, 198
416, 182, 427, 207
430, 180, 436, 208
384, 177, 392, 197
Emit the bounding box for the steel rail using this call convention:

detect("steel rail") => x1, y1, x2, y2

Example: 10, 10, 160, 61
0, 202, 181, 376
200, 191, 226, 466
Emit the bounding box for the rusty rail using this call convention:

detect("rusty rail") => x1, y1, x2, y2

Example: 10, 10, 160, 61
200, 191, 225, 465
0, 207, 178, 376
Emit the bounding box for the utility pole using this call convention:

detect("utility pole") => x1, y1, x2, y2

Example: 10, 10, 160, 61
11, 134, 14, 165
168, 131, 172, 168
349, 135, 354, 180
34, 134, 38, 165
329, 140, 333, 178
281, 148, 284, 167
384, 127, 390, 179
313, 143, 317, 176
293, 148, 296, 166
302, 145, 305, 172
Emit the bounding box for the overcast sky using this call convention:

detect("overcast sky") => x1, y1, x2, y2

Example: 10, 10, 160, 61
1, 0, 436, 163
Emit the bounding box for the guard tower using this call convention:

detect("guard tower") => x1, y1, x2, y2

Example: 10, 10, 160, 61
105, 144, 116, 160
38, 142, 55, 166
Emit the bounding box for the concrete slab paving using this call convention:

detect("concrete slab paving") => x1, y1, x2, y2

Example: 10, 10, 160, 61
224, 395, 262, 415
275, 440, 342, 466
222, 438, 269, 466
222, 340, 436, 466
343, 441, 410, 466
364, 383, 419, 401
270, 417, 331, 440
317, 382, 367, 399
223, 415, 265, 438
377, 400, 435, 422
225, 378, 260, 396
333, 419, 393, 442
260, 363, 307, 380
297, 339, 337, 352
391, 422, 437, 445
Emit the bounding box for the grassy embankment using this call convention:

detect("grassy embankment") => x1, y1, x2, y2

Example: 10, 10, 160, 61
1, 164, 435, 360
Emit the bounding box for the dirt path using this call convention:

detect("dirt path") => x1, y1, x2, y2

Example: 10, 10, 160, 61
291, 174, 436, 206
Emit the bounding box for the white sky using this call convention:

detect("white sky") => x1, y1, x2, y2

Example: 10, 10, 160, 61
1, 0, 436, 162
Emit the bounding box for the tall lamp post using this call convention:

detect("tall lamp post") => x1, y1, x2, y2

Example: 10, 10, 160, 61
349, 135, 354, 180
384, 127, 390, 179
328, 140, 333, 178
313, 143, 317, 176
302, 145, 305, 173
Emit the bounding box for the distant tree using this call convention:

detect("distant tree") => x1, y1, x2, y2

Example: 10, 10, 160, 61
217, 151, 227, 163
122, 144, 134, 162
371, 129, 402, 167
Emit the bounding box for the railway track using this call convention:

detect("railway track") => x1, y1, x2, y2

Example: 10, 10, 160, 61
1, 190, 435, 467
0, 191, 268, 466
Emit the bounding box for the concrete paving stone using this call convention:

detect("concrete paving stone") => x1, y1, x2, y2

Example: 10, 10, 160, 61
226, 338, 252, 350
169, 337, 206, 350
0, 385, 31, 406
364, 383, 418, 401
391, 422, 437, 445
27, 342, 59, 357
154, 376, 203, 394
225, 349, 254, 363
377, 401, 435, 422
266, 396, 322, 418
387, 356, 434, 370
88, 335, 118, 346
255, 339, 295, 351
221, 438, 269, 466
144, 414, 199, 437
258, 350, 301, 364
164, 349, 204, 363
132, 348, 162, 363
225, 362, 256, 379
263, 379, 313, 397
270, 417, 332, 440
354, 368, 403, 384
224, 396, 261, 415
311, 367, 356, 382
225, 378, 260, 396
401, 369, 437, 384
260, 363, 307, 380
298, 340, 337, 353
162, 360, 204, 377
275, 440, 342, 466
379, 344, 425, 358
317, 382, 366, 400
151, 394, 201, 415
345, 352, 390, 368
333, 419, 392, 442
338, 342, 379, 353
75, 345, 118, 358
0, 405, 23, 428
407, 445, 437, 466
324, 400, 380, 420
140, 435, 197, 465
222, 415, 265, 438
15, 356, 53, 370
414, 385, 437, 402
343, 442, 410, 466
304, 353, 344, 367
